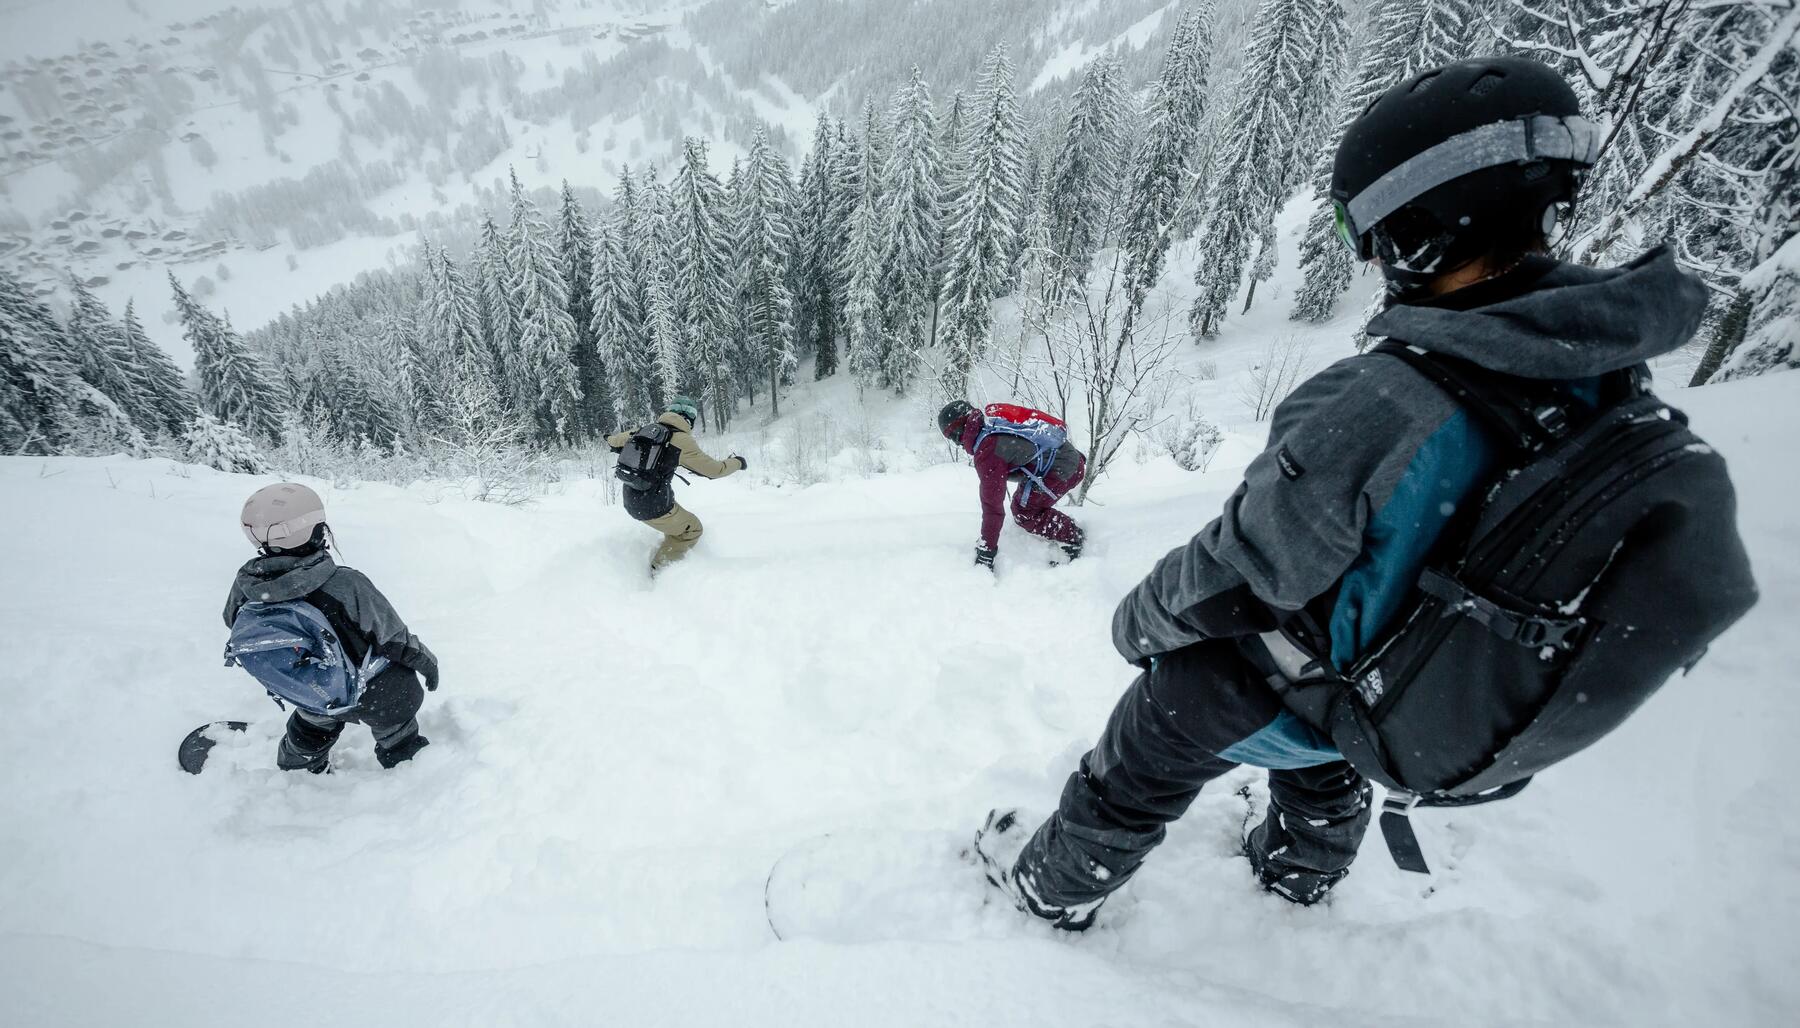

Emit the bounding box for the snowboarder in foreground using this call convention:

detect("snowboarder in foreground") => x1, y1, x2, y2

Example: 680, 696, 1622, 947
607, 396, 747, 573
938, 400, 1086, 571
223, 483, 439, 773
975, 56, 1756, 928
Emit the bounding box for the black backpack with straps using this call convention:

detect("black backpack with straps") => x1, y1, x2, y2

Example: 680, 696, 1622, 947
614, 422, 682, 492
1282, 342, 1758, 871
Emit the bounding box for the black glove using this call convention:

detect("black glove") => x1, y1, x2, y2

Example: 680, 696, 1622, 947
411, 645, 440, 692
974, 545, 997, 571
731, 454, 748, 471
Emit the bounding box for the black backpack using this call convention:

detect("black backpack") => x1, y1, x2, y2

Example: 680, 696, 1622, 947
614, 422, 681, 492
1282, 342, 1758, 871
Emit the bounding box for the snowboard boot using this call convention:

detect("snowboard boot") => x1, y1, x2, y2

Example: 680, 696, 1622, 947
1242, 810, 1349, 906
373, 720, 430, 769
276, 711, 343, 774
973, 809, 1102, 932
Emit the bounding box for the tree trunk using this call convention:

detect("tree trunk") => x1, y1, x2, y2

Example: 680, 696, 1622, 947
1690, 287, 1753, 386
770, 364, 780, 417
1241, 279, 1258, 314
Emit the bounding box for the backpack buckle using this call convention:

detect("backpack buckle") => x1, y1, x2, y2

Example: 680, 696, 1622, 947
1516, 615, 1587, 651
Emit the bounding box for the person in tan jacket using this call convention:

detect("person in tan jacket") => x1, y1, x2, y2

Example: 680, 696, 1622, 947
607, 396, 747, 572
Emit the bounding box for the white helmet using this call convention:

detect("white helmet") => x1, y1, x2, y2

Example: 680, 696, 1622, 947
241, 483, 327, 552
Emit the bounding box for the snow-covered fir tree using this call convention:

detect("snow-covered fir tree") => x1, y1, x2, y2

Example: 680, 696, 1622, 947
1244, 218, 1280, 313
550, 181, 615, 439
118, 300, 196, 438
877, 65, 942, 393
1005, 105, 1057, 288
672, 139, 737, 426
793, 114, 840, 380
0, 269, 86, 453
1290, 0, 1478, 322
476, 215, 515, 373
723, 156, 752, 404
504, 168, 583, 443
1155, 4, 1222, 244
184, 411, 270, 474
734, 127, 798, 414
1045, 52, 1128, 298
422, 243, 489, 374
643, 169, 688, 413
1715, 235, 1800, 381
169, 272, 286, 441
825, 119, 863, 345
858, 97, 889, 214
1189, 0, 1350, 339
557, 180, 615, 438
591, 204, 654, 423
1116, 5, 1214, 316
938, 43, 1026, 398
842, 184, 887, 391
64, 276, 147, 433
317, 340, 396, 447
374, 307, 430, 443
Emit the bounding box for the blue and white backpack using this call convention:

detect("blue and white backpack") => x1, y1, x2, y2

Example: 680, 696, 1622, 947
224, 600, 387, 716
974, 402, 1069, 502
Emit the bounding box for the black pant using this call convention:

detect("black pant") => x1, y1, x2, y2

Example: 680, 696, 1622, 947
1014, 641, 1372, 909
278, 666, 424, 770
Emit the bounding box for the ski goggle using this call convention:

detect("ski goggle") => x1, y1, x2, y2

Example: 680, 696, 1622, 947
1332, 199, 1364, 258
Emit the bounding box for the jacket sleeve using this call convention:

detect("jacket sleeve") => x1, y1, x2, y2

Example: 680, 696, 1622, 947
605, 429, 632, 453
1111, 357, 1429, 665
675, 432, 742, 479
973, 441, 1010, 550
330, 569, 435, 674
221, 583, 243, 628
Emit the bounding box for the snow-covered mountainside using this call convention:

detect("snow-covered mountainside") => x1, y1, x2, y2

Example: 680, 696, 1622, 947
1, 0, 1220, 354
0, 367, 1794, 1026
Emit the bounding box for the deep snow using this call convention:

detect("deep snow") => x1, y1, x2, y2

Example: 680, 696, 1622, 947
1, 365, 1797, 1026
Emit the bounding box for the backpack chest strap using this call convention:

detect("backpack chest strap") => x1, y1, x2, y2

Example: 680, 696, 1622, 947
1417, 569, 1590, 652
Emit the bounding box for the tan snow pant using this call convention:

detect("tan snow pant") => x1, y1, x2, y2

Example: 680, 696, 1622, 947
644, 503, 704, 570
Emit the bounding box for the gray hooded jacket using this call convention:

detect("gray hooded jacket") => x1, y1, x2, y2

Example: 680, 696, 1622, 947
224, 550, 437, 682
1111, 246, 1708, 667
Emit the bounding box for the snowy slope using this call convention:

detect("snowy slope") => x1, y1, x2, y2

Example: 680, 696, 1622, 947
2, 364, 1796, 1026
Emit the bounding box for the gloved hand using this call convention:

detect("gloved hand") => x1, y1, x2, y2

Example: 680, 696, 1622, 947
412, 646, 440, 692
974, 545, 997, 571
731, 454, 748, 471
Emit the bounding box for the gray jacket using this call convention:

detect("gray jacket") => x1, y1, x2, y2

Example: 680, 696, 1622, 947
224, 550, 437, 682
1112, 247, 1708, 666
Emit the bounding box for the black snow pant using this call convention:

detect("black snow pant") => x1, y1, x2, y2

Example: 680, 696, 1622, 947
277, 665, 427, 772
1014, 640, 1373, 909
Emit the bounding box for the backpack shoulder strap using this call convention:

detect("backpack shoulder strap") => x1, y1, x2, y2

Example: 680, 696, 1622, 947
1372, 341, 1570, 454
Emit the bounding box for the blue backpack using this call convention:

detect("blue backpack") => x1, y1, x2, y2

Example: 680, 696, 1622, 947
224, 600, 388, 716
974, 402, 1068, 502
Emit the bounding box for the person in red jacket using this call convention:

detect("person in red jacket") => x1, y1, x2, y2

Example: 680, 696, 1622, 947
939, 400, 1087, 570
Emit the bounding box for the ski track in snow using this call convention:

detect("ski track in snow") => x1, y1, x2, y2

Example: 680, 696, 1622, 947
1, 367, 1797, 1026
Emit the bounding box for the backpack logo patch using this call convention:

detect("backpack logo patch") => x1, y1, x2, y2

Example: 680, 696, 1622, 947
1356, 667, 1385, 707
1276, 445, 1306, 481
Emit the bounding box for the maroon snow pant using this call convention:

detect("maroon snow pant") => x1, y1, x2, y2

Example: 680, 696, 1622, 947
1012, 458, 1085, 545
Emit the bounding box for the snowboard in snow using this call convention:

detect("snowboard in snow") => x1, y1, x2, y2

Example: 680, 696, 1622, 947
177, 721, 249, 774
763, 829, 1000, 942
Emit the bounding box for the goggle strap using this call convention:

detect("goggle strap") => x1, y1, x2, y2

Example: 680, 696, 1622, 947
1344, 115, 1599, 242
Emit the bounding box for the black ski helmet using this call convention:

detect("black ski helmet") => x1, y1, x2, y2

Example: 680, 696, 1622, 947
938, 400, 976, 439
1330, 56, 1599, 296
